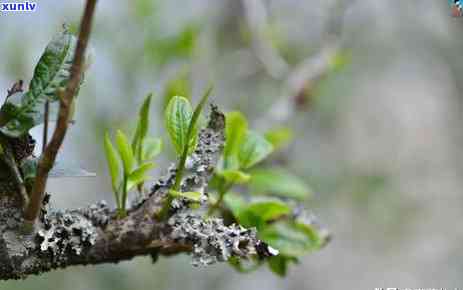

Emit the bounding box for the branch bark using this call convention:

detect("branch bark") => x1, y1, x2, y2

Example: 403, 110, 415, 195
24, 0, 98, 224
0, 107, 270, 280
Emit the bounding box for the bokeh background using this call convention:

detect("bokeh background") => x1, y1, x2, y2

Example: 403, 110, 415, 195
1, 0, 463, 289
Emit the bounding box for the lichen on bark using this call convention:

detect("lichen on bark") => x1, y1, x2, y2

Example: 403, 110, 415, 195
0, 106, 274, 280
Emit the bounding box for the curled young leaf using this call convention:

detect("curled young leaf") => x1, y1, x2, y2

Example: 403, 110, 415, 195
115, 130, 135, 174
132, 93, 153, 162
104, 132, 122, 206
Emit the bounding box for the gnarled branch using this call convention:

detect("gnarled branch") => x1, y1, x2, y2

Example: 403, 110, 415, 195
0, 107, 272, 280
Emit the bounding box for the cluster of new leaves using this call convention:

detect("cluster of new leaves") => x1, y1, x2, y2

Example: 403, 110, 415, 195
163, 87, 212, 206
0, 30, 79, 137
104, 77, 328, 276
104, 94, 162, 217
210, 115, 329, 276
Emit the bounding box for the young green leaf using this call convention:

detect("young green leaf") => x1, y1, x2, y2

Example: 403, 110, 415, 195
249, 168, 312, 200
104, 132, 122, 208
237, 200, 291, 230
168, 190, 202, 202
239, 131, 273, 169
0, 31, 80, 137
115, 130, 135, 174
259, 221, 321, 257
267, 255, 298, 277
223, 192, 247, 217
172, 86, 212, 190
132, 93, 153, 162
217, 169, 251, 184
265, 127, 294, 150
126, 162, 155, 192
142, 137, 162, 160
165, 96, 194, 155
228, 256, 263, 274
222, 111, 248, 170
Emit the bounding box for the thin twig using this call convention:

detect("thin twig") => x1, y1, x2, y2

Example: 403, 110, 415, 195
241, 0, 289, 79
256, 0, 355, 129
24, 0, 97, 224
1, 147, 29, 209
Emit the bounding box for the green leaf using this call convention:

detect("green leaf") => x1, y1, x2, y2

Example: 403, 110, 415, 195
0, 31, 80, 137
239, 131, 273, 169
184, 85, 212, 154
265, 127, 293, 150
223, 192, 247, 217
115, 130, 136, 174
259, 221, 321, 257
249, 168, 312, 200
217, 169, 251, 184
222, 111, 248, 170
104, 132, 122, 207
171, 87, 212, 191
165, 96, 194, 155
132, 93, 153, 162
228, 256, 263, 273
126, 162, 155, 192
168, 190, 202, 202
143, 138, 162, 160
267, 255, 298, 277
237, 200, 291, 230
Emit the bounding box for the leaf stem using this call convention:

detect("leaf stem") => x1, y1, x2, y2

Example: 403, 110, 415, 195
159, 86, 213, 220
120, 175, 128, 217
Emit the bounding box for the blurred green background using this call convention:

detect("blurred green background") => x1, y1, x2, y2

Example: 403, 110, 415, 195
1, 0, 463, 289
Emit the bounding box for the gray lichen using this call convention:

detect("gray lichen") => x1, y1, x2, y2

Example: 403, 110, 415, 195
166, 213, 261, 266
78, 200, 110, 227
0, 105, 276, 280
38, 209, 97, 259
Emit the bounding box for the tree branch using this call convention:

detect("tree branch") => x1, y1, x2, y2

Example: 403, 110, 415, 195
0, 107, 273, 280
256, 0, 355, 128
24, 0, 98, 224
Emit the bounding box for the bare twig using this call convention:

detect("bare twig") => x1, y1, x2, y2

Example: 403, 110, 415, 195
24, 0, 97, 224
242, 0, 289, 79
256, 0, 355, 129
1, 147, 29, 209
